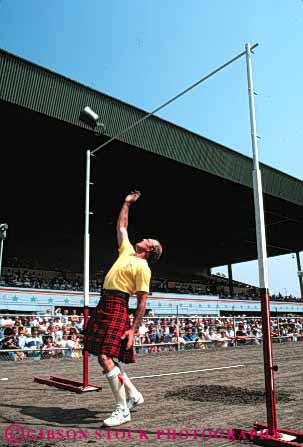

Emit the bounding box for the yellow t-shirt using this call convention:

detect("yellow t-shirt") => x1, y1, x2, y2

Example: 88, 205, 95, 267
103, 238, 151, 295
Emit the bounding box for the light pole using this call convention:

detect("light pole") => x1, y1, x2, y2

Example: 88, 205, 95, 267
80, 107, 104, 390
0, 223, 8, 278
34, 107, 104, 392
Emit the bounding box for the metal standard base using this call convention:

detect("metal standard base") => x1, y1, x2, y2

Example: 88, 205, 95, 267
34, 376, 102, 393
234, 422, 303, 446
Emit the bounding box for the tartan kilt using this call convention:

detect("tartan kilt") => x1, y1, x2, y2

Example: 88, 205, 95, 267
84, 294, 136, 364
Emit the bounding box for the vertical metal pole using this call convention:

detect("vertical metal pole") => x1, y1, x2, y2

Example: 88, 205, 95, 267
83, 149, 91, 389
228, 264, 234, 296
233, 314, 237, 347
0, 239, 3, 277
277, 313, 282, 344
296, 252, 303, 298
245, 43, 277, 435
176, 305, 180, 351
276, 310, 280, 333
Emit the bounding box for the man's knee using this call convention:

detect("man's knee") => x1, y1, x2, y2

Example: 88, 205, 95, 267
98, 354, 114, 370
98, 354, 109, 365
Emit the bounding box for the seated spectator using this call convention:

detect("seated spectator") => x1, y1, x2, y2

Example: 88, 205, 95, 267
41, 336, 57, 359
139, 334, 151, 353
62, 310, 69, 324
138, 322, 149, 344
57, 334, 69, 357
1, 327, 26, 360
243, 326, 258, 345
134, 330, 140, 347
252, 328, 262, 344
70, 333, 82, 358
25, 328, 43, 360
171, 330, 186, 350
69, 326, 80, 336
70, 309, 80, 324
148, 327, 161, 352
74, 315, 84, 331
287, 326, 298, 342
163, 327, 174, 344
225, 324, 236, 347
17, 327, 28, 349
183, 328, 199, 349
1, 316, 14, 327
204, 327, 219, 341
43, 309, 52, 323
64, 334, 77, 358
295, 319, 302, 332
216, 330, 229, 348
196, 331, 206, 350
236, 322, 253, 345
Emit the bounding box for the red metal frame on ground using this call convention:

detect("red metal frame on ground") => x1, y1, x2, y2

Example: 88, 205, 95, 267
234, 289, 303, 446
33, 375, 102, 393
33, 306, 102, 393
234, 422, 303, 447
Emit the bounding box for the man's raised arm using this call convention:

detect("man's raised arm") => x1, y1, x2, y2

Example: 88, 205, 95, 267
116, 190, 141, 247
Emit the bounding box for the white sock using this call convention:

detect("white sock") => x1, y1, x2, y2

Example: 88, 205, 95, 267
115, 362, 140, 399
105, 366, 127, 410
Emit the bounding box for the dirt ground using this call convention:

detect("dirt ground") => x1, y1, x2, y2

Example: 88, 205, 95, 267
1, 343, 303, 447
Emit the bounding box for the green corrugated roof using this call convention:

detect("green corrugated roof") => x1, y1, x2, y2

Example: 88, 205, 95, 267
1, 48, 302, 205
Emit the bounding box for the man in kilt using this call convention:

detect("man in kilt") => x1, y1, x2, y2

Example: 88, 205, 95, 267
84, 190, 162, 426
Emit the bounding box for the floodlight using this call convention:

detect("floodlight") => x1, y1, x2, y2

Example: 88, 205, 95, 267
0, 223, 8, 277
79, 106, 104, 129
0, 223, 8, 240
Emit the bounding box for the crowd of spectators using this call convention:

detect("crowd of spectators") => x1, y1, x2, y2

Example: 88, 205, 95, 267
1, 266, 301, 302
0, 309, 84, 361
133, 315, 303, 352
1, 312, 303, 361
0, 268, 102, 293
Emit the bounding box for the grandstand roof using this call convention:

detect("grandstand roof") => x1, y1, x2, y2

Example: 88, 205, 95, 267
1, 48, 303, 278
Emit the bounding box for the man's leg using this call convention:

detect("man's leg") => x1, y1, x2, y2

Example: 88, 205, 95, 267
114, 361, 144, 410
98, 354, 130, 426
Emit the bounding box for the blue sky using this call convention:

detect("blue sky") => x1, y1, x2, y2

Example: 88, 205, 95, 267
0, 0, 302, 296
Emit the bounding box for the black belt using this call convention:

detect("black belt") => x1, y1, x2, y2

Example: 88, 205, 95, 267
102, 289, 129, 300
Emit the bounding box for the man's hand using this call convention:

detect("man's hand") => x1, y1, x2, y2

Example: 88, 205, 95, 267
124, 190, 141, 204
121, 327, 135, 350
117, 190, 141, 246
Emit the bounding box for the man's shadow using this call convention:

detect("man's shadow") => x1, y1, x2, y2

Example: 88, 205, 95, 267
1, 403, 106, 426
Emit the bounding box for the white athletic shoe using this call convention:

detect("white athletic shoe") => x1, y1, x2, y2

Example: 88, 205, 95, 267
127, 392, 144, 410
103, 405, 131, 427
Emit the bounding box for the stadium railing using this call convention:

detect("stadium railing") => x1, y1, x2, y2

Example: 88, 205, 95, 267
1, 336, 303, 362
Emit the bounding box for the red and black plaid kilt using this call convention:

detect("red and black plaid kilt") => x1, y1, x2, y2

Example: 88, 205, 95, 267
84, 294, 136, 364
